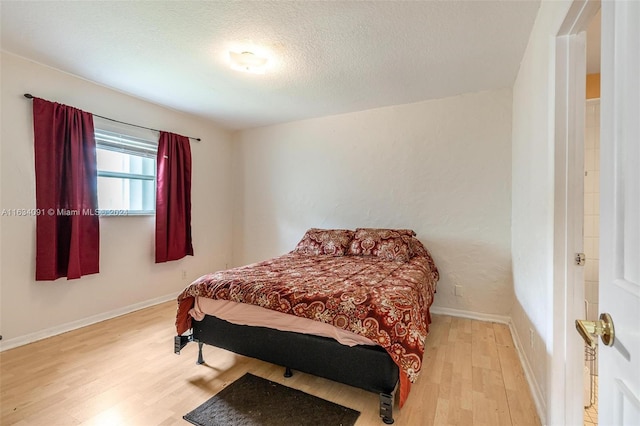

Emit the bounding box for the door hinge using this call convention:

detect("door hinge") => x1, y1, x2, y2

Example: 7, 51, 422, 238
575, 252, 586, 266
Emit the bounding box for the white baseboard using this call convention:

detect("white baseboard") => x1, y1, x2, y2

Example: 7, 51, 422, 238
429, 305, 547, 425
507, 320, 547, 426
0, 293, 177, 352
429, 305, 511, 324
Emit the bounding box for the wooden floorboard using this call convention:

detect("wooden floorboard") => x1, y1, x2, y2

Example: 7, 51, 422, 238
0, 302, 541, 425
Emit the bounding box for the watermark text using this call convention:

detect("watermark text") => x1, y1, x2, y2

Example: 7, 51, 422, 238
1, 208, 129, 217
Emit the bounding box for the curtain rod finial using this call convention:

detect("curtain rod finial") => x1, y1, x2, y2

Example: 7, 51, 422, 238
24, 93, 34, 99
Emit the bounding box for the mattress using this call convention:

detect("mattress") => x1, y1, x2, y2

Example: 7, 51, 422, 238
190, 296, 376, 346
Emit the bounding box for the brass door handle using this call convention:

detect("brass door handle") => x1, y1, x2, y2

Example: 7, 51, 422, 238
575, 313, 615, 348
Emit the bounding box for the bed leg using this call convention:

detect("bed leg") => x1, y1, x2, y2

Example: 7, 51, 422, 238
284, 367, 293, 378
196, 341, 205, 365
174, 335, 193, 354
379, 392, 394, 424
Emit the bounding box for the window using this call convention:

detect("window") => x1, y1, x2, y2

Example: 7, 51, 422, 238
95, 129, 157, 215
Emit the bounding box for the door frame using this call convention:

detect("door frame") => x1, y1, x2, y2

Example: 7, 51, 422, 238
553, 0, 600, 425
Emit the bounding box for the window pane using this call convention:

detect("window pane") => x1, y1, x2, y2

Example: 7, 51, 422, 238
96, 148, 155, 175
97, 176, 155, 213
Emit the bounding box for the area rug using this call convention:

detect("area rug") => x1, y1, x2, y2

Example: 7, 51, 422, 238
183, 373, 360, 426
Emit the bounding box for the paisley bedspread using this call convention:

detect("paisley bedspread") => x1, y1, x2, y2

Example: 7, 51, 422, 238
176, 251, 438, 405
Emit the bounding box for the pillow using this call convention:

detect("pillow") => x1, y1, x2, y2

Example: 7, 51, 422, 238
355, 227, 416, 237
407, 236, 429, 258
293, 228, 355, 256
348, 228, 413, 262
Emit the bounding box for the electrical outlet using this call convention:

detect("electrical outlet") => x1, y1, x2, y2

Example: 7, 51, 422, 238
529, 328, 535, 348
454, 285, 463, 296
181, 269, 187, 280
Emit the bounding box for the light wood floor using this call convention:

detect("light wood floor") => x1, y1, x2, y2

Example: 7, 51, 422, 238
0, 302, 540, 426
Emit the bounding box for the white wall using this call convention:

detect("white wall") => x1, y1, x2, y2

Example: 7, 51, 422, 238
511, 1, 573, 423
0, 52, 233, 347
232, 89, 514, 316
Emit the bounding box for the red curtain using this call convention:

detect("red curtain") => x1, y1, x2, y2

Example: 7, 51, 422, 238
155, 131, 193, 262
33, 98, 99, 280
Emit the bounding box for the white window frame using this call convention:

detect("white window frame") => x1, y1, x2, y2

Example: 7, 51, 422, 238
95, 128, 157, 216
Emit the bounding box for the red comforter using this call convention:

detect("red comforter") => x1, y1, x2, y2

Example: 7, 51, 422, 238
176, 251, 438, 406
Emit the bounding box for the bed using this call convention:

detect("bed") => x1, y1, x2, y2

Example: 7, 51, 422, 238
174, 228, 439, 424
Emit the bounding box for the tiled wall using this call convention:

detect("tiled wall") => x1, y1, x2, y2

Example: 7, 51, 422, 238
584, 99, 600, 321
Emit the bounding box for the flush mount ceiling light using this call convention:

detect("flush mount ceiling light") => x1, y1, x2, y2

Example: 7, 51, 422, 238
229, 51, 269, 74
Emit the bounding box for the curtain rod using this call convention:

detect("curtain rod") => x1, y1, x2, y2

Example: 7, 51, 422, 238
23, 94, 201, 142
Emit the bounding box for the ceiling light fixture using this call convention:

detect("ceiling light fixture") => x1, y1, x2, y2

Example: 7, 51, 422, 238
229, 51, 268, 74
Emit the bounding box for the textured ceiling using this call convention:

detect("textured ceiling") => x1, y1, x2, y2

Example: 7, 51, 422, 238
1, 1, 540, 130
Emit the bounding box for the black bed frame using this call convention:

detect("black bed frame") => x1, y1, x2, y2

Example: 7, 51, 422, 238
175, 314, 399, 424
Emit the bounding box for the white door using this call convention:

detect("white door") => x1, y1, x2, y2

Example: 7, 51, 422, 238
598, 1, 640, 424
